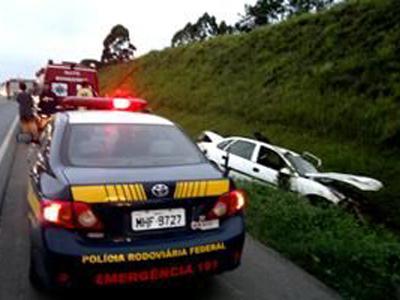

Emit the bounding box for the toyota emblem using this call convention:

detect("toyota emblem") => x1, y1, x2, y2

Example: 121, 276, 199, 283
151, 184, 169, 198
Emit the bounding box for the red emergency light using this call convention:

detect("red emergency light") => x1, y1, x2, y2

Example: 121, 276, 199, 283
60, 96, 148, 112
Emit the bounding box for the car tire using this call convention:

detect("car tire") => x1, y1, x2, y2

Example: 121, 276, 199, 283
339, 199, 367, 224
306, 195, 332, 208
176, 275, 214, 289
29, 246, 51, 292
29, 255, 44, 291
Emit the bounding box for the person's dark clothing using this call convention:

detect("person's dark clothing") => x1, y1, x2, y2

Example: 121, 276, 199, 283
16, 91, 35, 120
39, 90, 58, 115
254, 132, 271, 144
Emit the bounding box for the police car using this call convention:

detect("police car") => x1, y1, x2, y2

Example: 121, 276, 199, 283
27, 98, 246, 289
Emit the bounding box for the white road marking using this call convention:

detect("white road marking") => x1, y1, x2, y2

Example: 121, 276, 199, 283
0, 116, 18, 164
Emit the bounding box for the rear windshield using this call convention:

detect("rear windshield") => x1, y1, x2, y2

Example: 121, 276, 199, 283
65, 124, 205, 168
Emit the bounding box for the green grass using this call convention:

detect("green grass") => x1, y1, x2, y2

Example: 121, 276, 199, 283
244, 183, 400, 300
99, 0, 400, 229
99, 0, 400, 297
153, 108, 400, 228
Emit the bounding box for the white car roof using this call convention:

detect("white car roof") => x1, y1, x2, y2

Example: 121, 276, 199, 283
67, 111, 174, 126
228, 136, 299, 156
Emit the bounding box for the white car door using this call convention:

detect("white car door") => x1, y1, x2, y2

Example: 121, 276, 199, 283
251, 145, 289, 186
224, 139, 257, 181
207, 139, 235, 169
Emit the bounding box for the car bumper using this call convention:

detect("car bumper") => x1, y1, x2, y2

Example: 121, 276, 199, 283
32, 216, 245, 287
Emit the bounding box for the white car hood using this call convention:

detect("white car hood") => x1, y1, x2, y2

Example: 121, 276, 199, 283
305, 172, 383, 192
204, 131, 224, 143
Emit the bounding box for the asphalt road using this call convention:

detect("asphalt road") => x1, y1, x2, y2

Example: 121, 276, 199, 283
0, 145, 341, 300
0, 97, 18, 139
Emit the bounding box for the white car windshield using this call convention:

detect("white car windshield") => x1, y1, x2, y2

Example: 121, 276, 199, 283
65, 124, 205, 168
285, 153, 318, 176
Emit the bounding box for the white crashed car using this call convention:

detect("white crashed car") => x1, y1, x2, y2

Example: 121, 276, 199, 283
197, 131, 383, 206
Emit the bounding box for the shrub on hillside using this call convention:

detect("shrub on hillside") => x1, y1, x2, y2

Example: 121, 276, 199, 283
244, 183, 400, 300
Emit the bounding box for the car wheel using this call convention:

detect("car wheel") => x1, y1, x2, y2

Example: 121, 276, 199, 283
178, 275, 215, 290
306, 195, 332, 208
339, 199, 367, 224
29, 245, 51, 292
29, 253, 44, 291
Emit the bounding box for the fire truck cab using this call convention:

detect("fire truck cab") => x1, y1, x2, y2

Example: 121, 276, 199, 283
36, 61, 99, 100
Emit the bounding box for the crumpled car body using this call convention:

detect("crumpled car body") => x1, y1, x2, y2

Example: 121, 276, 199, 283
197, 131, 383, 205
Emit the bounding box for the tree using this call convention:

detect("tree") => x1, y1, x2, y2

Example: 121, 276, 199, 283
315, 0, 336, 11
171, 13, 234, 47
235, 0, 336, 32
218, 21, 235, 35
101, 25, 136, 64
171, 23, 196, 47
287, 0, 335, 15
236, 0, 286, 32
80, 59, 101, 69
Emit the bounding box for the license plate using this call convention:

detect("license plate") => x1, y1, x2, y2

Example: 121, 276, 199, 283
131, 208, 186, 232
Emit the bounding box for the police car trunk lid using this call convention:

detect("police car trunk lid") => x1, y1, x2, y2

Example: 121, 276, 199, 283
63, 164, 223, 185
63, 164, 228, 238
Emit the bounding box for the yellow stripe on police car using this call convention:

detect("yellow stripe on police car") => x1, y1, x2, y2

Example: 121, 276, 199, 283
71, 179, 229, 203
174, 179, 229, 199
71, 184, 148, 203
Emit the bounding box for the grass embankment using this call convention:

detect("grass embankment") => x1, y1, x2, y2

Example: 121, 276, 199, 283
244, 183, 400, 300
99, 0, 400, 298
101, 0, 400, 230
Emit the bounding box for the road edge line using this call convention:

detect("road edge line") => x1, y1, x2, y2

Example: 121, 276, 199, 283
0, 116, 19, 217
0, 116, 18, 163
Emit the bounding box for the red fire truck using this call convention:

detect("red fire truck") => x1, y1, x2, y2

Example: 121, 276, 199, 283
36, 61, 99, 99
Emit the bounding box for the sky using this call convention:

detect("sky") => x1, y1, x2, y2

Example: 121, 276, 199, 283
0, 0, 247, 82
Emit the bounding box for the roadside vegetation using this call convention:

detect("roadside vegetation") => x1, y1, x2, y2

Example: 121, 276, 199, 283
100, 0, 400, 229
99, 0, 400, 298
244, 182, 400, 300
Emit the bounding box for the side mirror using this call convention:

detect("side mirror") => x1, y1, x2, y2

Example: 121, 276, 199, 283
278, 168, 292, 190
279, 167, 292, 176
302, 152, 322, 169
196, 133, 211, 143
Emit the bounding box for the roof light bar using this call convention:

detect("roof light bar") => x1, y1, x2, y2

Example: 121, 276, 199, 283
113, 98, 131, 110
60, 96, 148, 112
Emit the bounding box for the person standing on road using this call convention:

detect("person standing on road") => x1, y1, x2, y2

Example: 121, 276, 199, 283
29, 82, 40, 109
38, 83, 58, 130
39, 84, 58, 115
5, 81, 10, 99
77, 81, 94, 97
16, 82, 38, 141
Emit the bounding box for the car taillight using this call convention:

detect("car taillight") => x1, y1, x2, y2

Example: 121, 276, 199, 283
73, 202, 103, 230
41, 200, 74, 229
207, 190, 247, 219
40, 200, 103, 231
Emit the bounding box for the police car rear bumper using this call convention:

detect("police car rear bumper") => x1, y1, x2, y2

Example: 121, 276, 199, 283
35, 215, 245, 287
